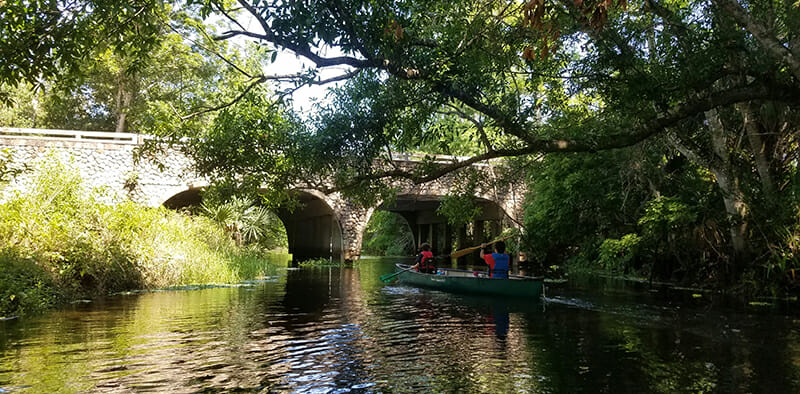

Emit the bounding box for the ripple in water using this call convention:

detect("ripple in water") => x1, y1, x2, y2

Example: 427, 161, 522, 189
1, 264, 799, 393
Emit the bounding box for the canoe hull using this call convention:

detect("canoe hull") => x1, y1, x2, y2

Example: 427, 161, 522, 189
394, 264, 543, 299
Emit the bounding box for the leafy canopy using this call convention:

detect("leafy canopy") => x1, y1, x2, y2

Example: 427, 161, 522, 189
0, 0, 166, 104
150, 0, 799, 199
4, 1, 800, 198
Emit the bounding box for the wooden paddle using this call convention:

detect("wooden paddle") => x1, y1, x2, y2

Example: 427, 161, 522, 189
379, 267, 416, 283
450, 235, 514, 259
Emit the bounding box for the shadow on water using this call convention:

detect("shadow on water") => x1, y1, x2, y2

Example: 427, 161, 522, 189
1, 258, 799, 393
532, 272, 800, 393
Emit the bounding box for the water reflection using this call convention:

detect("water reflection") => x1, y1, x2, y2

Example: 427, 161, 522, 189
0, 259, 799, 393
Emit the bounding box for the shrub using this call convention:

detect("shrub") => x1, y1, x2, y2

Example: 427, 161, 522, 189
598, 233, 642, 273
0, 252, 58, 318
361, 210, 414, 256
0, 155, 282, 316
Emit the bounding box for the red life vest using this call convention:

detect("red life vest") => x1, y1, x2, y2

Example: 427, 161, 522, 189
418, 250, 435, 270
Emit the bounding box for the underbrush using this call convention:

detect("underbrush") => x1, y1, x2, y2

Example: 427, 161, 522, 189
0, 157, 281, 318
0, 252, 58, 317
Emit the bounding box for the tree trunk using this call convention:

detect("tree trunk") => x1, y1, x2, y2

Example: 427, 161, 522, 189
712, 0, 800, 81
115, 89, 132, 133
114, 71, 134, 133
705, 109, 749, 262
667, 127, 748, 265
711, 164, 748, 253
737, 101, 777, 201
31, 92, 38, 128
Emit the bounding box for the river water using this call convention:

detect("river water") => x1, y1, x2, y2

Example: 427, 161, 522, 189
1, 257, 798, 393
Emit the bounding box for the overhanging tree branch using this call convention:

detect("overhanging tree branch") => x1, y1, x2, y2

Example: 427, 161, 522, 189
181, 70, 363, 120
181, 75, 267, 120
712, 0, 800, 81
325, 82, 800, 193
441, 104, 494, 151
235, 0, 380, 69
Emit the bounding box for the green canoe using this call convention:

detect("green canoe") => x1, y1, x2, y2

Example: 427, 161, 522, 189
393, 264, 544, 299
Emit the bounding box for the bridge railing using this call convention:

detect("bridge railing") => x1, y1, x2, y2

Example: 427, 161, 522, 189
0, 127, 143, 145
390, 152, 500, 166
0, 127, 503, 166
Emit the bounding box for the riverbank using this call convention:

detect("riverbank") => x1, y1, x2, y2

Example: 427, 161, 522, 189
560, 266, 800, 310
0, 158, 285, 318
0, 212, 286, 319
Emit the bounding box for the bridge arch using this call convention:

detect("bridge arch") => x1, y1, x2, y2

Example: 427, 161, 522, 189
161, 186, 205, 210
275, 189, 345, 262
159, 186, 346, 262
359, 193, 517, 257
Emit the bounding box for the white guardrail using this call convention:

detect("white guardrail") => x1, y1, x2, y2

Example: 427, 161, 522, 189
0, 127, 499, 165
0, 127, 143, 145
391, 152, 495, 166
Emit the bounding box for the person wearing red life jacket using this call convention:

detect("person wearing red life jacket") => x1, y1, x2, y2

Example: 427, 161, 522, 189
479, 241, 511, 279
410, 243, 436, 274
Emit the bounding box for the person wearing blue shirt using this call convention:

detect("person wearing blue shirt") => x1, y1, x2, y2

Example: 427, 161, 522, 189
479, 241, 511, 279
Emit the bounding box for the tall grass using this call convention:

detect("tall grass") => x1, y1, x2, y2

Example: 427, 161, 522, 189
0, 156, 282, 317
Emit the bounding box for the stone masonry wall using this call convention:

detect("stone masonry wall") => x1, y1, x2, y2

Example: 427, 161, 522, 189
0, 138, 204, 207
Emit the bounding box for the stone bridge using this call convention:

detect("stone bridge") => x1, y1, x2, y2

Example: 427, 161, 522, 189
0, 128, 525, 261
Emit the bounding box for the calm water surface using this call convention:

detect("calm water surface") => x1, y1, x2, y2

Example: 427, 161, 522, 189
1, 257, 799, 393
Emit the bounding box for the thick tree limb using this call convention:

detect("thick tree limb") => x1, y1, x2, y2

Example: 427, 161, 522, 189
235, 0, 380, 69
181, 70, 362, 120
712, 0, 800, 81
325, 82, 800, 193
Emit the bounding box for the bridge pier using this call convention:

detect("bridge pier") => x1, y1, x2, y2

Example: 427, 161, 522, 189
490, 220, 502, 239
338, 205, 373, 262
443, 224, 453, 255
430, 223, 439, 254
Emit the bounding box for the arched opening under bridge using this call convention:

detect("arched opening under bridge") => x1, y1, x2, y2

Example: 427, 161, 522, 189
275, 190, 343, 263
374, 194, 513, 259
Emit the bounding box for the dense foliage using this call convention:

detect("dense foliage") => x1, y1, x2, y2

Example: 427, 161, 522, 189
2, 0, 800, 293
187, 0, 799, 292
0, 157, 284, 317
200, 195, 288, 249
523, 149, 718, 278
361, 211, 415, 256
1, 1, 164, 94
0, 2, 257, 133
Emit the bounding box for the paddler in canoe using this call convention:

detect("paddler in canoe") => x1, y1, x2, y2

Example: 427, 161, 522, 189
409, 243, 436, 274
479, 240, 511, 279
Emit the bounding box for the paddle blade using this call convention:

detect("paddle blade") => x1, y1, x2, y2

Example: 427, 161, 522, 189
379, 269, 405, 283
380, 274, 399, 283
379, 272, 398, 282
450, 246, 480, 259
